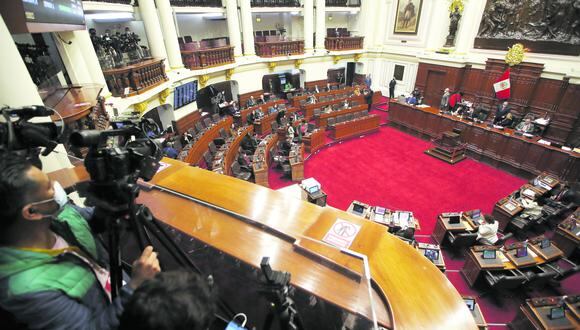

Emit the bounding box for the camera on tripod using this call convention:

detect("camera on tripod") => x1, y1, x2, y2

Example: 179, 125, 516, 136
0, 105, 64, 168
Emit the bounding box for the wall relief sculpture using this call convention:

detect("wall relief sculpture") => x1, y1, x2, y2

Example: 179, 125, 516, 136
475, 0, 580, 55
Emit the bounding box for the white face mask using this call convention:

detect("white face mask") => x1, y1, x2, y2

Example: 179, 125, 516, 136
53, 181, 68, 208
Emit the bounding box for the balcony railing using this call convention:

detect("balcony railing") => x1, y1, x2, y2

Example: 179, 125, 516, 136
326, 0, 361, 6
255, 40, 304, 57
251, 0, 300, 6
182, 46, 235, 70
325, 36, 364, 51
87, 0, 132, 4
103, 58, 169, 97
170, 0, 222, 6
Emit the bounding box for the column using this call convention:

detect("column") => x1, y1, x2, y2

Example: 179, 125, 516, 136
373, 0, 387, 48
53, 31, 92, 84
225, 0, 243, 57
239, 0, 255, 56
314, 0, 325, 51
0, 16, 72, 171
455, 0, 484, 54
360, 0, 376, 49
425, 0, 450, 50
155, 0, 184, 68
139, 0, 168, 63
303, 0, 314, 51
69, 30, 111, 96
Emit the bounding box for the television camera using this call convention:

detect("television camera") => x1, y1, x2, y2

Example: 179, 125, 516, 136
0, 105, 64, 168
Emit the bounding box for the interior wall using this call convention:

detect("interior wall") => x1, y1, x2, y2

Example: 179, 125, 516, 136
364, 56, 419, 97
325, 12, 356, 32
175, 14, 229, 40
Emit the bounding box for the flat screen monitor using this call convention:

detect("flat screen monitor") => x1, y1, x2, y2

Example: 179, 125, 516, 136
352, 203, 365, 215
540, 238, 551, 249
464, 298, 476, 311
549, 306, 565, 320
307, 185, 319, 194
375, 207, 386, 215
516, 245, 528, 258
471, 209, 482, 220
482, 250, 496, 259
1, 0, 86, 33
424, 249, 439, 262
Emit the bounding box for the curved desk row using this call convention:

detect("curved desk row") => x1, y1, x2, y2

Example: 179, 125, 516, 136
315, 104, 368, 127
239, 99, 285, 124
252, 133, 279, 187
184, 116, 233, 165
302, 95, 365, 119
137, 158, 477, 329
210, 125, 253, 175
330, 114, 381, 140
389, 102, 579, 182
291, 86, 356, 107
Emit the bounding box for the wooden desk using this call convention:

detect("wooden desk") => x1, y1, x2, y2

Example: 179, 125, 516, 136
330, 114, 380, 140
315, 104, 367, 127
252, 134, 279, 187
289, 143, 304, 182
354, 203, 422, 231
185, 117, 233, 165
552, 209, 580, 258
462, 296, 488, 330
291, 86, 355, 107
303, 128, 325, 153
529, 241, 564, 262
302, 95, 365, 119
493, 196, 524, 232
510, 296, 580, 330
140, 161, 477, 329
417, 242, 446, 272
223, 126, 253, 176
389, 102, 580, 182
432, 215, 472, 245
240, 99, 285, 124
47, 166, 91, 190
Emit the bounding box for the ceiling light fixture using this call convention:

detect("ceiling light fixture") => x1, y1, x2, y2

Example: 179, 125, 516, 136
85, 12, 134, 21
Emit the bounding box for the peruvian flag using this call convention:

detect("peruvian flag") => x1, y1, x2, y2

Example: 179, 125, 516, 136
493, 68, 511, 100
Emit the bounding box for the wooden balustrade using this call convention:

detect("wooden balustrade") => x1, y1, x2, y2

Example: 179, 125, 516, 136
170, 0, 222, 6
255, 40, 304, 57
184, 117, 233, 165
102, 58, 168, 98
325, 37, 364, 51
302, 94, 365, 119
90, 0, 131, 4
251, 0, 300, 6
292, 86, 356, 107
181, 46, 235, 70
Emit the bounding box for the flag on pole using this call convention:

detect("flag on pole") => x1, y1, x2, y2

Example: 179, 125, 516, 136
493, 68, 511, 100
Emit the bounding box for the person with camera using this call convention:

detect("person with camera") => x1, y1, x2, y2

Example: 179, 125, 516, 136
0, 156, 161, 329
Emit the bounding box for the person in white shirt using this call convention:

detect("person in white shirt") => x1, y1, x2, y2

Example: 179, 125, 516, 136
477, 215, 499, 245
287, 124, 295, 138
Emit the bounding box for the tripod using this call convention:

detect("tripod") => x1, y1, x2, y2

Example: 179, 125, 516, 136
79, 180, 234, 321
259, 257, 304, 330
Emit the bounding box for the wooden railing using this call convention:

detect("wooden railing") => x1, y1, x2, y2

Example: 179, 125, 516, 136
103, 58, 168, 98
251, 0, 300, 6
255, 40, 304, 57
326, 0, 360, 6
325, 37, 364, 51
89, 0, 132, 4
170, 0, 222, 6
181, 46, 235, 70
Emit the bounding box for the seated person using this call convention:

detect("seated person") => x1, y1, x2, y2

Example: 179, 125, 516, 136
476, 215, 499, 245
324, 105, 333, 113
257, 94, 266, 105
449, 91, 463, 112
314, 85, 320, 94
241, 133, 258, 154
406, 95, 418, 105
254, 107, 264, 119
276, 108, 286, 125
411, 88, 421, 100
516, 117, 535, 134
342, 100, 349, 109
0, 157, 160, 329
284, 82, 293, 91
246, 111, 255, 125
246, 96, 256, 107
307, 95, 317, 104
120, 271, 215, 330
493, 101, 512, 126
163, 141, 179, 159
268, 105, 277, 114
353, 86, 361, 96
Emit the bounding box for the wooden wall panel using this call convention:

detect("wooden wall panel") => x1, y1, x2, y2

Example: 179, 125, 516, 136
416, 60, 580, 144
176, 110, 201, 134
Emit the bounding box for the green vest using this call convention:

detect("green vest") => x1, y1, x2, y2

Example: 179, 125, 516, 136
0, 206, 100, 300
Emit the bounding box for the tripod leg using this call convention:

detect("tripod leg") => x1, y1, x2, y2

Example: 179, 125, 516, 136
108, 218, 123, 299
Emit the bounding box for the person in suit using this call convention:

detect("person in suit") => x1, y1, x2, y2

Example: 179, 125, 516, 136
246, 96, 256, 107
493, 101, 512, 126
516, 117, 535, 134
276, 108, 286, 125
440, 88, 450, 111
257, 94, 266, 105
477, 215, 499, 245
389, 77, 397, 99
364, 88, 374, 111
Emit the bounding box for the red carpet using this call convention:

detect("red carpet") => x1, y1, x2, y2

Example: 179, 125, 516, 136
266, 97, 579, 326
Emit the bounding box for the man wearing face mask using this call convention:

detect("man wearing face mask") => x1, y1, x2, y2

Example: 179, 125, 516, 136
0, 156, 160, 329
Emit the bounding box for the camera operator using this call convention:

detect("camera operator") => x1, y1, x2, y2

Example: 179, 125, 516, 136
0, 156, 160, 329
120, 271, 216, 330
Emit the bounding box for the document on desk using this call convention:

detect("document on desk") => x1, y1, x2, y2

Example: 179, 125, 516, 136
322, 219, 361, 249
156, 161, 171, 173
498, 251, 509, 263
